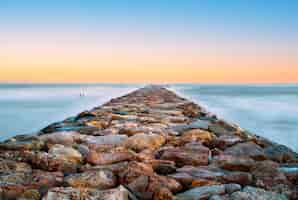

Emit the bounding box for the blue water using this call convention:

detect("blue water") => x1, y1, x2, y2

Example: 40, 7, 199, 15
171, 84, 298, 152
0, 83, 297, 152
0, 84, 141, 139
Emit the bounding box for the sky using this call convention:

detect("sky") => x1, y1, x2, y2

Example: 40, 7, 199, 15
0, 0, 297, 83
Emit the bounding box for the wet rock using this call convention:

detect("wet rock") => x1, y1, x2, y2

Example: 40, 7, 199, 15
159, 144, 209, 167
175, 165, 252, 186
65, 170, 117, 189
230, 186, 288, 200
212, 155, 255, 171
208, 120, 238, 136
0, 136, 44, 151
224, 183, 242, 194
171, 120, 210, 133
251, 160, 289, 189
279, 166, 298, 184
123, 133, 165, 152
75, 111, 97, 120
211, 135, 243, 150
224, 142, 266, 161
222, 171, 253, 185
177, 102, 202, 118
264, 144, 298, 163
175, 185, 226, 200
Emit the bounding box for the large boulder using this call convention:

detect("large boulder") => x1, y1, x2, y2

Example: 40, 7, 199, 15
82, 134, 128, 150
224, 142, 266, 161
181, 129, 215, 145
211, 135, 243, 150
158, 144, 209, 167
48, 144, 83, 164
119, 162, 182, 199
264, 144, 298, 163
123, 133, 165, 152
251, 160, 289, 189
212, 155, 255, 172
23, 145, 82, 173
64, 170, 117, 189
39, 131, 80, 148
86, 150, 134, 165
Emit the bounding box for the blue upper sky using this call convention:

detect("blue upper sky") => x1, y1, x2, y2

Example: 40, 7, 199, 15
1, 0, 297, 38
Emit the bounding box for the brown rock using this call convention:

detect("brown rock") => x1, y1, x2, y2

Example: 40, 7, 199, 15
159, 144, 209, 167
81, 161, 129, 174
0, 159, 32, 173
264, 144, 298, 163
86, 150, 134, 165
212, 155, 255, 171
65, 170, 117, 189
153, 187, 173, 200
251, 160, 289, 189
191, 179, 220, 187
123, 133, 165, 152
181, 129, 215, 145
40, 131, 80, 148
224, 142, 266, 161
222, 171, 253, 185
211, 135, 243, 150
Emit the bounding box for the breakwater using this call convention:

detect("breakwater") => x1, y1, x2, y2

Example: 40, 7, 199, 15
0, 86, 297, 199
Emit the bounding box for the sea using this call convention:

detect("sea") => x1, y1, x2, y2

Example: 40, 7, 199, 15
0, 83, 297, 152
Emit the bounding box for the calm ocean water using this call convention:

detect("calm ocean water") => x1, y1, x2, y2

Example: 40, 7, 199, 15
172, 84, 298, 152
0, 83, 297, 152
0, 84, 141, 140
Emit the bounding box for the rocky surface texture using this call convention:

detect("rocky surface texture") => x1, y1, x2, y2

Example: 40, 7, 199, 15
0, 86, 297, 200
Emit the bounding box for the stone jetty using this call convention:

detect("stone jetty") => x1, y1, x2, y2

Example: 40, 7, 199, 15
0, 86, 297, 200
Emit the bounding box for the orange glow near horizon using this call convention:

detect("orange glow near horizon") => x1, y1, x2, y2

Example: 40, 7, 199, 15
1, 30, 297, 83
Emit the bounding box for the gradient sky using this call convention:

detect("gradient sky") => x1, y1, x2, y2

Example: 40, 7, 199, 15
0, 0, 297, 83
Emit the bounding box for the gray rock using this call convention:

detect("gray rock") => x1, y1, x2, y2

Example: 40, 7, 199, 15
230, 186, 288, 200
171, 120, 210, 133
175, 185, 225, 200
224, 142, 266, 161
225, 183, 242, 194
